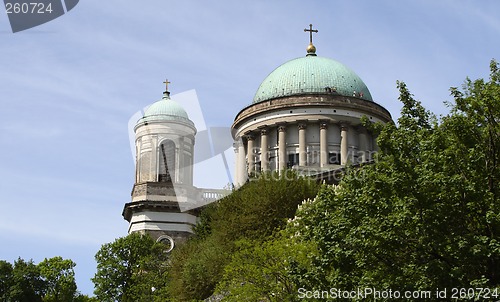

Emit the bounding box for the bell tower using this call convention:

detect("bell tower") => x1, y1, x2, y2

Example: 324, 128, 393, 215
122, 80, 198, 243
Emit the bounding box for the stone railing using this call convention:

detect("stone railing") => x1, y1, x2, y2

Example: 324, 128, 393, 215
198, 188, 229, 203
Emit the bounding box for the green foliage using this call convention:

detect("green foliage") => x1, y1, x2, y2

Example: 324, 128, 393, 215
73, 294, 98, 302
92, 232, 170, 302
448, 59, 500, 200
129, 243, 171, 302
209, 170, 320, 242
216, 235, 319, 302
167, 171, 320, 300
8, 258, 46, 302
168, 234, 229, 301
38, 256, 77, 302
192, 201, 217, 240
287, 60, 500, 300
0, 257, 89, 302
0, 260, 13, 301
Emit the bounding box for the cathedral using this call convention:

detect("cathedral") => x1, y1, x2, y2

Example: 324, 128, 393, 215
122, 25, 392, 246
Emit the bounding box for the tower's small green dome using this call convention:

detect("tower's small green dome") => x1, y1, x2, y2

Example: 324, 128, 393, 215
138, 93, 193, 125
253, 55, 373, 103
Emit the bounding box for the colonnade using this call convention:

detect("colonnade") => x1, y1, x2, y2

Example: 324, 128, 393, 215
234, 121, 374, 183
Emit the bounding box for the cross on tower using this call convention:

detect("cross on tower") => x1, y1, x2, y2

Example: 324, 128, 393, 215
163, 79, 171, 91
304, 24, 318, 44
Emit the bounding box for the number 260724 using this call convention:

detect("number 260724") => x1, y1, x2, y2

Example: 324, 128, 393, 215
5, 2, 53, 14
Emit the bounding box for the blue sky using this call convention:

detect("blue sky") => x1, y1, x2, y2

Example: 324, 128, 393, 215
0, 0, 498, 296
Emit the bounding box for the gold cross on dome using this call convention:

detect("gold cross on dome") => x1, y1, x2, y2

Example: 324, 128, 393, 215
163, 79, 171, 91
304, 24, 318, 44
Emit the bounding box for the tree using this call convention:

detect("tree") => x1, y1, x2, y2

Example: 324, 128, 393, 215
167, 234, 230, 301
216, 235, 318, 302
127, 246, 170, 302
449, 59, 500, 206
0, 257, 92, 302
8, 258, 46, 302
38, 257, 77, 302
92, 232, 168, 302
0, 260, 13, 301
287, 60, 500, 300
446, 59, 500, 285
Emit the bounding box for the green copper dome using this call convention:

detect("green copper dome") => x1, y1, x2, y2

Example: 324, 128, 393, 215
137, 93, 194, 126
253, 55, 373, 103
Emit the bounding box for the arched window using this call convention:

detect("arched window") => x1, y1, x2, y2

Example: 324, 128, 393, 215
158, 140, 176, 182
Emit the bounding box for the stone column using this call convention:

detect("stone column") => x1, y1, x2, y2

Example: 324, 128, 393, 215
320, 122, 328, 167
152, 136, 158, 181
340, 124, 349, 165
260, 129, 269, 172
357, 126, 368, 163
298, 123, 307, 166
175, 144, 180, 183
178, 137, 185, 184
237, 139, 246, 184
233, 141, 240, 185
246, 134, 255, 176
278, 125, 286, 172
189, 142, 195, 186
135, 142, 141, 183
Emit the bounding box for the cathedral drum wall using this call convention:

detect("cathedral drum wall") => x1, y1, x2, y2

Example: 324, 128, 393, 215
285, 128, 299, 145
327, 123, 340, 144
